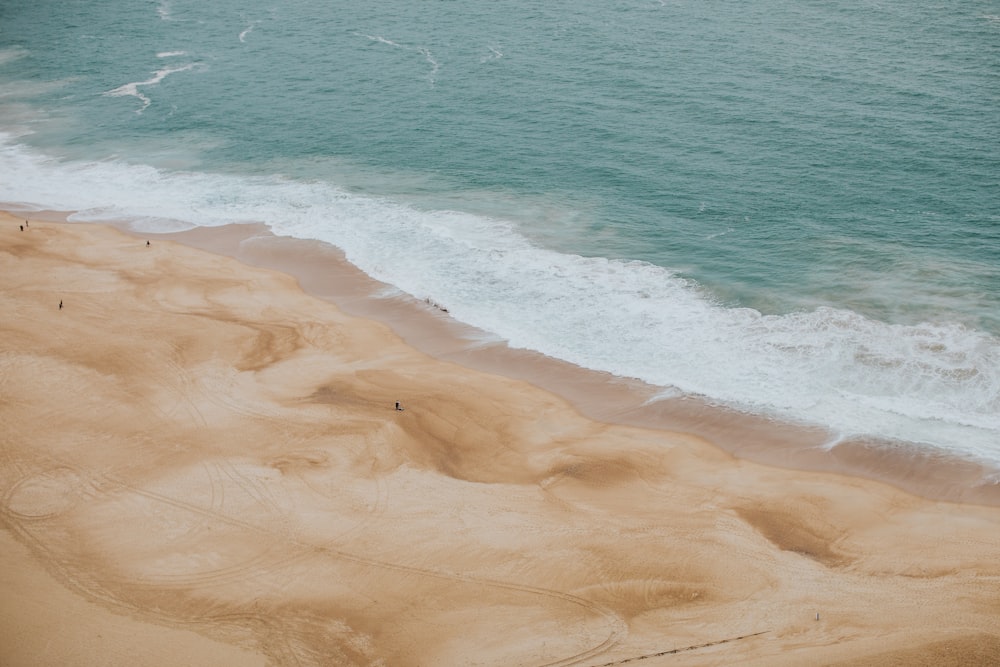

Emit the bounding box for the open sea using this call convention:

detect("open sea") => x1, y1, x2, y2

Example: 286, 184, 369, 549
1, 0, 998, 466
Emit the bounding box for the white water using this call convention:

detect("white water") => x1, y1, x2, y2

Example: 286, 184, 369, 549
3, 135, 999, 463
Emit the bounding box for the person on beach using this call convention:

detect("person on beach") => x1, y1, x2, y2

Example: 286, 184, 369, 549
146, 240, 150, 247
395, 401, 403, 411
19, 225, 23, 231
59, 300, 63, 310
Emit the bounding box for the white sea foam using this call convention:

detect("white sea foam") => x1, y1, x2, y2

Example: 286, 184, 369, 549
360, 34, 404, 49
480, 45, 504, 63
419, 48, 440, 85
157, 51, 187, 58
239, 22, 258, 43
2, 136, 998, 464
359, 34, 440, 86
157, 0, 172, 21
105, 63, 198, 114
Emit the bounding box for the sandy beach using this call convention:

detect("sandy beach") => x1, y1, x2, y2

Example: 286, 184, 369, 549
2, 212, 999, 666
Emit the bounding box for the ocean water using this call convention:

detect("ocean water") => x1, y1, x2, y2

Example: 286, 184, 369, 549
1, 0, 998, 464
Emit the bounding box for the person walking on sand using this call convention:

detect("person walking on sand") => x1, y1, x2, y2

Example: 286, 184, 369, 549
59, 300, 63, 310
395, 401, 404, 411
19, 225, 23, 231
146, 240, 150, 247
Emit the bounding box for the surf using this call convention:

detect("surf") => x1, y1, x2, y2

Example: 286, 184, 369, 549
2, 135, 998, 465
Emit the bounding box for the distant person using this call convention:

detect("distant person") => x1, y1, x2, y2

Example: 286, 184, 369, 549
19, 225, 23, 231
146, 240, 150, 247
395, 401, 403, 411
59, 300, 63, 310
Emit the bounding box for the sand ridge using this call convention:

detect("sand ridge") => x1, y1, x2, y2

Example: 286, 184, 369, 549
1, 214, 999, 666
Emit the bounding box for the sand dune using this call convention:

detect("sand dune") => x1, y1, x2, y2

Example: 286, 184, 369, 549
2, 214, 998, 666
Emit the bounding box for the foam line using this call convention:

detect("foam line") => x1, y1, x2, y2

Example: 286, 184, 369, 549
104, 63, 197, 114
359, 34, 440, 86
239, 22, 258, 43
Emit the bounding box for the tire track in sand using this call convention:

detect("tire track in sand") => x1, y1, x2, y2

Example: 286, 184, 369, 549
104, 467, 627, 666
2, 451, 626, 666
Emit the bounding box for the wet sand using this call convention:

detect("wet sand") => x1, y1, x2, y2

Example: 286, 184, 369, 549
2, 213, 999, 666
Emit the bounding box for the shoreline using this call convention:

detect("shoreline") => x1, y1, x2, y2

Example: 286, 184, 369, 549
6, 207, 1000, 505
158, 219, 999, 507
6, 206, 999, 506
3, 211, 1000, 665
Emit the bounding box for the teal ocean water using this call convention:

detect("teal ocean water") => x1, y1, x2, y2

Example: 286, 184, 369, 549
1, 1, 998, 465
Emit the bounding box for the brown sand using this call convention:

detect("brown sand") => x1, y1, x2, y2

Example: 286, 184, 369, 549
1, 213, 999, 666
159, 222, 1000, 507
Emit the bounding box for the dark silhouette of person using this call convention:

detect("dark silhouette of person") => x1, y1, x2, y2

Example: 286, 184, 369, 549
59, 300, 63, 310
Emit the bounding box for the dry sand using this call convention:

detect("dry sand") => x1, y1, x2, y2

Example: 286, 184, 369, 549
1, 213, 998, 666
